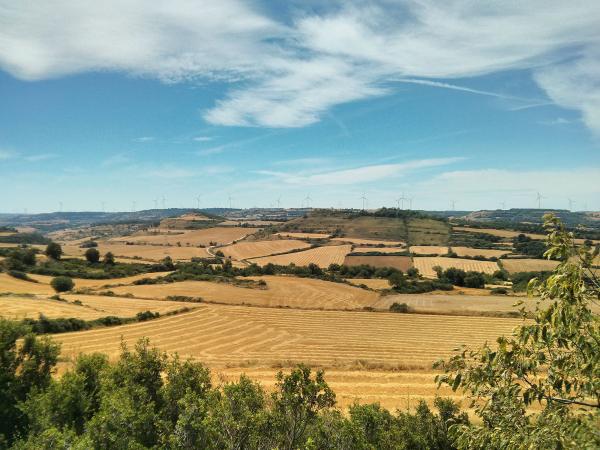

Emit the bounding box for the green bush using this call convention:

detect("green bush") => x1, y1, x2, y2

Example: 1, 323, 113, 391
85, 247, 100, 263
51, 276, 74, 293
389, 302, 409, 313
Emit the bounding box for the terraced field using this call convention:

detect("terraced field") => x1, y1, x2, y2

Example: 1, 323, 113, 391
414, 257, 500, 278
0, 294, 193, 320
55, 304, 519, 369
451, 246, 511, 258
109, 227, 258, 246
248, 245, 351, 268
343, 255, 412, 271
409, 245, 449, 255
500, 258, 560, 273
108, 275, 378, 310
220, 239, 310, 260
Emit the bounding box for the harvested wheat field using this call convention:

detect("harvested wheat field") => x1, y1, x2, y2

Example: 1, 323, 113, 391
55, 303, 519, 369
500, 258, 560, 273
108, 275, 379, 310
220, 220, 281, 226
331, 237, 404, 246
0, 294, 193, 320
350, 247, 406, 254
414, 257, 499, 278
345, 278, 391, 290
453, 226, 546, 240
27, 272, 172, 289
110, 227, 258, 246
451, 246, 511, 258
344, 255, 413, 271
409, 245, 449, 255
275, 232, 330, 239
248, 245, 351, 268
220, 239, 310, 260
0, 273, 55, 294
62, 243, 211, 261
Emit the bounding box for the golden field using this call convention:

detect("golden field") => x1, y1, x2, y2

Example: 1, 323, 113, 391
62, 243, 211, 261
107, 275, 379, 310
409, 245, 449, 255
451, 246, 511, 258
343, 255, 413, 271
55, 303, 520, 369
500, 258, 561, 273
220, 239, 310, 260
109, 227, 258, 246
331, 237, 404, 246
345, 278, 391, 290
248, 245, 351, 268
350, 246, 406, 254
275, 231, 331, 239
413, 257, 500, 278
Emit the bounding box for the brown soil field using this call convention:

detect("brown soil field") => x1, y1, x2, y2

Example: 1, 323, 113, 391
344, 255, 413, 271
345, 278, 391, 290
350, 247, 406, 254
450, 246, 511, 258
0, 294, 193, 320
108, 275, 379, 310
27, 272, 172, 289
248, 245, 351, 268
331, 237, 404, 246
55, 304, 519, 369
500, 258, 560, 273
62, 243, 211, 261
409, 246, 449, 255
220, 239, 311, 260
414, 257, 500, 278
275, 232, 331, 239
110, 227, 258, 246
0, 273, 55, 295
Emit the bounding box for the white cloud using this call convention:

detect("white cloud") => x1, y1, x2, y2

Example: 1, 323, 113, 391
24, 153, 58, 162
0, 150, 16, 160
132, 136, 155, 143
196, 146, 225, 156
101, 153, 131, 167
1, 1, 599, 131
192, 136, 213, 142
258, 157, 462, 186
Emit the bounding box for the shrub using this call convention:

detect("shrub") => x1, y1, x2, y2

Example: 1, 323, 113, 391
389, 302, 409, 313
490, 287, 508, 295
79, 241, 98, 248
103, 252, 115, 265
136, 311, 160, 322
8, 270, 36, 282
51, 276, 74, 293
463, 271, 485, 288
85, 248, 100, 263
45, 242, 63, 260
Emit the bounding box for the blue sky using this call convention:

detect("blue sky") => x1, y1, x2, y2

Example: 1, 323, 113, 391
0, 0, 599, 213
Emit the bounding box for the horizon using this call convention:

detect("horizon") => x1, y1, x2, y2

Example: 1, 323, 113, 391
1, 1, 599, 212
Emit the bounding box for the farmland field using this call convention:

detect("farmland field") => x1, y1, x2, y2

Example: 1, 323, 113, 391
109, 227, 258, 246
331, 237, 404, 246
0, 294, 193, 320
107, 275, 378, 310
409, 245, 449, 255
55, 303, 519, 369
500, 258, 560, 273
350, 247, 406, 254
345, 278, 391, 290
62, 243, 211, 261
451, 246, 511, 258
27, 272, 172, 289
413, 257, 500, 278
407, 218, 450, 246
344, 255, 413, 271
0, 273, 55, 294
220, 239, 310, 260
283, 215, 410, 241
248, 245, 351, 268
453, 226, 545, 240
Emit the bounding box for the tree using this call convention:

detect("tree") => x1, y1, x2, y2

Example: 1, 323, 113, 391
51, 276, 74, 293
44, 242, 62, 260
84, 247, 100, 264
463, 271, 485, 288
435, 214, 600, 449
103, 252, 115, 265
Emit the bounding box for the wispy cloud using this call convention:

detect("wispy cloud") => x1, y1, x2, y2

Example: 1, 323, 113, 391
24, 153, 58, 162
197, 146, 225, 156
0, 150, 16, 160
101, 153, 131, 167
193, 136, 213, 142
132, 136, 155, 143
258, 157, 463, 186
538, 117, 576, 126
272, 157, 331, 167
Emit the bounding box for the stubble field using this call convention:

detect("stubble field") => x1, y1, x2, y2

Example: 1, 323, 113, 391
220, 239, 311, 260
248, 245, 352, 268
413, 257, 500, 278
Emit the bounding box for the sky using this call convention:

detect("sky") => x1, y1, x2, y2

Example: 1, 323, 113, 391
0, 0, 599, 213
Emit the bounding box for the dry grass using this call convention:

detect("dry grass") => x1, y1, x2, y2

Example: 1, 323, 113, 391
108, 275, 379, 310
500, 258, 560, 273
345, 278, 391, 290
350, 247, 406, 254
344, 255, 413, 271
220, 239, 310, 260
451, 246, 511, 258
331, 237, 404, 246
0, 273, 55, 295
220, 220, 282, 226
109, 227, 258, 246
409, 246, 449, 255
248, 245, 351, 268
373, 293, 529, 314
275, 232, 331, 239
27, 272, 172, 289
55, 303, 519, 369
0, 294, 193, 320
62, 243, 211, 261
453, 226, 546, 240
414, 257, 499, 278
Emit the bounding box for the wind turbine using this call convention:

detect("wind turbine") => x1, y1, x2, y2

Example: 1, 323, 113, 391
228, 194, 233, 209
276, 196, 281, 209
101, 201, 106, 213
195, 195, 202, 209
153, 198, 158, 209
500, 201, 506, 210
361, 193, 368, 211
407, 197, 413, 210
303, 194, 312, 208
450, 200, 457, 211
161, 196, 167, 209
568, 198, 575, 211
536, 192, 546, 209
